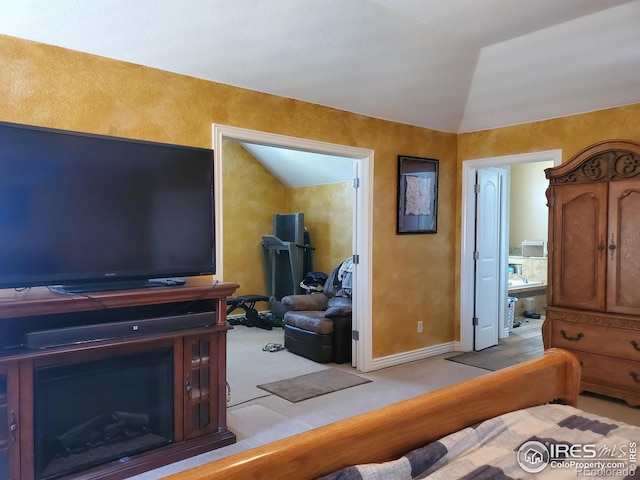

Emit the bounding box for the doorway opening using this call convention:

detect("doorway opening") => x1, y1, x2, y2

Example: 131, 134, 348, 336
460, 149, 562, 352
212, 125, 374, 371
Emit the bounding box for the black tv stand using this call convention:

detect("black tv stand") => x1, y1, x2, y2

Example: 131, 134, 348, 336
50, 277, 186, 294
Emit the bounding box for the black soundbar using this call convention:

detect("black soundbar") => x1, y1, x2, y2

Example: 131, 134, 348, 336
25, 311, 216, 349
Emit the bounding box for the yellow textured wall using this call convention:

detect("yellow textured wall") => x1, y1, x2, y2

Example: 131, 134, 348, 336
222, 141, 286, 296
454, 103, 640, 339
0, 35, 458, 359
286, 183, 353, 275
0, 36, 457, 357
222, 141, 352, 297
509, 161, 553, 250
11, 35, 633, 358
458, 104, 640, 163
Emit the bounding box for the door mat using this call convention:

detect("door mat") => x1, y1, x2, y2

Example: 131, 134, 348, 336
446, 318, 544, 371
258, 368, 371, 403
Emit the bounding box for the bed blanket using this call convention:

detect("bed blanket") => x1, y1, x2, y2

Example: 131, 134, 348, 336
319, 404, 639, 479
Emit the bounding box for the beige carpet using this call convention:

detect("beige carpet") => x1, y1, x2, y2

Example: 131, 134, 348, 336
257, 369, 371, 403
226, 325, 329, 407
446, 318, 544, 371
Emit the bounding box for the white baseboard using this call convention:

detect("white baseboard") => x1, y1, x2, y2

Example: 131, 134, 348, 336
366, 342, 457, 372
453, 340, 467, 352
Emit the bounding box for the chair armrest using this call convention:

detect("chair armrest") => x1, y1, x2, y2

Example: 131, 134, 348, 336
325, 296, 352, 318
281, 293, 329, 311
325, 305, 352, 318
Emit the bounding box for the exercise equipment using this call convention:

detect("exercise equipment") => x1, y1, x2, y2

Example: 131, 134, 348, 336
261, 213, 314, 300
226, 294, 269, 327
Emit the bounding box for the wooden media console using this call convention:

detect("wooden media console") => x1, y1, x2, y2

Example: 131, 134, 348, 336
0, 278, 239, 480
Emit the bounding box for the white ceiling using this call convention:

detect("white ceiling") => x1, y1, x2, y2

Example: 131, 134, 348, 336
240, 142, 354, 187
2, 0, 639, 185
2, 0, 639, 134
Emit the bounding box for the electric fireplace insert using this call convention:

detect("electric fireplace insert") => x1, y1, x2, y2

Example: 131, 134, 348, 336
33, 349, 173, 480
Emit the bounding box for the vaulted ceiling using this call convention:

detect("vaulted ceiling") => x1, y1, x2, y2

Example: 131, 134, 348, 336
2, 0, 638, 134
2, 0, 639, 185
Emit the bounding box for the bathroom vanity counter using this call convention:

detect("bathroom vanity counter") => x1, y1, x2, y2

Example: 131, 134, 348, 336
507, 282, 545, 295
507, 282, 547, 319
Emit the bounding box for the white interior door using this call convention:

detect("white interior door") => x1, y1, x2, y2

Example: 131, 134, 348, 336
351, 160, 360, 367
474, 168, 501, 350
460, 150, 561, 352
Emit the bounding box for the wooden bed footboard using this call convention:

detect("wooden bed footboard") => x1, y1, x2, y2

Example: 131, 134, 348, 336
166, 348, 580, 480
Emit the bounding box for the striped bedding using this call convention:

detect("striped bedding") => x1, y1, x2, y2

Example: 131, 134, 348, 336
319, 404, 639, 479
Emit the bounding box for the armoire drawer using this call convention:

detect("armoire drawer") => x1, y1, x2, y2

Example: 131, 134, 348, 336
571, 350, 640, 395
550, 319, 640, 361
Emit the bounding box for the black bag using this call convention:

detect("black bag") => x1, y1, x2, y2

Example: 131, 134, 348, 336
299, 271, 328, 293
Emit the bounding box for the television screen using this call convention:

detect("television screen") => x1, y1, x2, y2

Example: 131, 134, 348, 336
0, 121, 215, 291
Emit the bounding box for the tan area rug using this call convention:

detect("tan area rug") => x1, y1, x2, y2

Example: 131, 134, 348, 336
258, 368, 371, 403
447, 318, 544, 371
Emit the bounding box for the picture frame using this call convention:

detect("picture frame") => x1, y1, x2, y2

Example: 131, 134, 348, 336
397, 155, 439, 234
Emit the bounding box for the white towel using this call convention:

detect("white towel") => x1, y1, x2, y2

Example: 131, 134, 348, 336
337, 257, 354, 298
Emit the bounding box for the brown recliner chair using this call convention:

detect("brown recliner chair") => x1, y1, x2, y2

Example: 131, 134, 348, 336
281, 259, 353, 364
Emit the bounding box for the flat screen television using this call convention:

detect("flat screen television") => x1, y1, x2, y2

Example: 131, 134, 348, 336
0, 121, 215, 292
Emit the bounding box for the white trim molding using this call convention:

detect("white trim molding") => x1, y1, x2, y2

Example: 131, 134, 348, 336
368, 342, 457, 371
459, 149, 562, 352
212, 124, 375, 371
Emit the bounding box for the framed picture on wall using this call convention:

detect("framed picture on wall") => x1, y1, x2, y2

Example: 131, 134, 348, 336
397, 155, 439, 234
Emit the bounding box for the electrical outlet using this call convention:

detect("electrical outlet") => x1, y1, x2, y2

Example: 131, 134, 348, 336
417, 321, 424, 333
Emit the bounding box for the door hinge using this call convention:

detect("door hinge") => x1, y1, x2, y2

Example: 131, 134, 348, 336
352, 254, 359, 264
473, 251, 479, 260
472, 317, 478, 326
352, 330, 359, 341
474, 184, 480, 194
353, 177, 360, 188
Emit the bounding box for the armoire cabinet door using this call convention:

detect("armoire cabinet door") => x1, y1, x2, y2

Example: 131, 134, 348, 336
607, 180, 640, 315
551, 182, 608, 311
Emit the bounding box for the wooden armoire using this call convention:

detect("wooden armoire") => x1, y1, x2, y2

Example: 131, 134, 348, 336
543, 140, 640, 406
